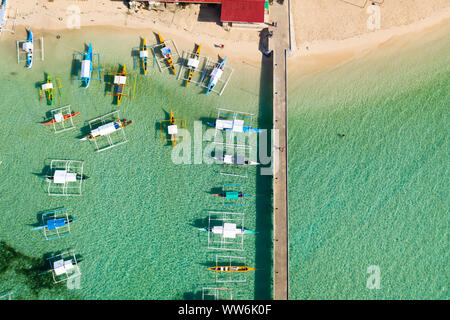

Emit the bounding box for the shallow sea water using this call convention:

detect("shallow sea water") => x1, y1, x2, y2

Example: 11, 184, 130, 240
287, 23, 449, 299
0, 27, 273, 299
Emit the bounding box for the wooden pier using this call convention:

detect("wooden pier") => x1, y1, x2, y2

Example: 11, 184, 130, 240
270, 0, 290, 300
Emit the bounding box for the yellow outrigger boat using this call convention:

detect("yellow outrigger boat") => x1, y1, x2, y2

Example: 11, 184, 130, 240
157, 32, 176, 75
186, 44, 201, 87
160, 109, 186, 147
108, 64, 137, 106
208, 265, 256, 273
141, 37, 149, 75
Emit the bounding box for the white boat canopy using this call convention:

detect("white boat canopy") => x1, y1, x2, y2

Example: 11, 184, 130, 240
187, 57, 199, 68
41, 82, 53, 90
53, 259, 75, 276
91, 121, 118, 138
114, 75, 127, 85
54, 113, 63, 123
212, 223, 243, 239
22, 41, 33, 51
140, 50, 149, 58
53, 170, 77, 184
168, 124, 178, 135
81, 60, 91, 78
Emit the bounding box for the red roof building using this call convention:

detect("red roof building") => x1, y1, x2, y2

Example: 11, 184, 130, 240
220, 0, 265, 23
155, 0, 266, 23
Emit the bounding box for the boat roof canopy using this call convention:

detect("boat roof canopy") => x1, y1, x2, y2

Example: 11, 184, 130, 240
114, 75, 127, 85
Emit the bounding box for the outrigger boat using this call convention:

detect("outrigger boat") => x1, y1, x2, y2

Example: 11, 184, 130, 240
208, 265, 255, 273
32, 218, 76, 232
40, 73, 54, 105
207, 120, 262, 133
206, 56, 226, 95
24, 28, 33, 69
0, 1, 6, 30
157, 32, 176, 75
80, 118, 132, 141
139, 37, 149, 75
160, 109, 186, 148
108, 64, 136, 106
80, 43, 93, 88
213, 154, 259, 166
40, 254, 83, 278
213, 191, 251, 198
46, 172, 88, 181
168, 109, 177, 146
199, 226, 257, 235
41, 112, 79, 125
185, 44, 201, 86
115, 64, 127, 106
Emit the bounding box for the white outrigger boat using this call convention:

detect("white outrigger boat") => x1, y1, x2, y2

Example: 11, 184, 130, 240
206, 56, 226, 95
80, 118, 132, 141
24, 28, 33, 69
213, 154, 258, 166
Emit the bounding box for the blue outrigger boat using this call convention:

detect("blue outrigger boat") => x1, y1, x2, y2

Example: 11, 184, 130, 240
25, 28, 34, 69
206, 121, 262, 133
32, 218, 76, 232
73, 43, 104, 88
32, 208, 76, 240
206, 56, 226, 95
0, 1, 6, 35
80, 43, 93, 87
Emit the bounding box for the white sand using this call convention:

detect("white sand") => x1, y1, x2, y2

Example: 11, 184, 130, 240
3, 0, 450, 69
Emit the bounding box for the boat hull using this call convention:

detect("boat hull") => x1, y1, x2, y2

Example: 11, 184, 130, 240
208, 266, 255, 272
26, 29, 33, 69
42, 112, 80, 125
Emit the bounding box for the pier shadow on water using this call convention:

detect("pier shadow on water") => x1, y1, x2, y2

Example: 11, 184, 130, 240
254, 54, 274, 299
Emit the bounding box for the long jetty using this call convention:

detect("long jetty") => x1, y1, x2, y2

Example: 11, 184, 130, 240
270, 1, 290, 300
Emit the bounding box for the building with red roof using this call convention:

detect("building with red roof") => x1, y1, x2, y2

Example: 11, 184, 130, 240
149, 0, 267, 24
220, 0, 265, 23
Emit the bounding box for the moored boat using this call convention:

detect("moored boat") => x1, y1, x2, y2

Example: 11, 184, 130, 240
41, 112, 79, 125
24, 28, 34, 69
208, 266, 255, 272
80, 43, 94, 88
157, 32, 176, 75
213, 154, 259, 166
80, 118, 132, 141
186, 44, 201, 86
140, 37, 149, 75
206, 56, 226, 95
114, 64, 127, 105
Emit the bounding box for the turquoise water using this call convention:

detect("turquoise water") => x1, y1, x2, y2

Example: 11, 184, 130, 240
0, 27, 273, 299
288, 23, 449, 299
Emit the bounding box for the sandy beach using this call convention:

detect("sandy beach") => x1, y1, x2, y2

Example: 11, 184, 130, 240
2, 0, 450, 69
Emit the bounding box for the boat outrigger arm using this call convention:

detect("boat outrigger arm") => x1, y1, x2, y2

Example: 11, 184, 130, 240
80, 118, 132, 141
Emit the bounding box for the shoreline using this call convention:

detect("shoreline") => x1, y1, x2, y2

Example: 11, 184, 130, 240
292, 7, 450, 58
3, 1, 449, 72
